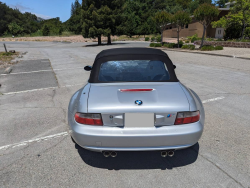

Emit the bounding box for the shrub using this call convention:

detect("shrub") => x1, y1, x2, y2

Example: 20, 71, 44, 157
181, 45, 195, 50
224, 24, 242, 40
30, 30, 43, 37
206, 38, 215, 41
163, 43, 183, 48
201, 45, 215, 51
150, 43, 156, 47
174, 43, 183, 48
214, 46, 223, 50
164, 43, 175, 48
181, 45, 189, 49
151, 37, 155, 42
42, 25, 50, 36
187, 34, 198, 43
179, 40, 184, 45
245, 27, 250, 38
145, 37, 149, 41
191, 38, 197, 43
156, 36, 161, 42
189, 45, 195, 50
150, 43, 162, 47
154, 43, 162, 47
61, 31, 75, 37
185, 40, 190, 43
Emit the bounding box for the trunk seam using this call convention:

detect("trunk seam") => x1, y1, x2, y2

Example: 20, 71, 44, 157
87, 83, 91, 113
178, 82, 191, 111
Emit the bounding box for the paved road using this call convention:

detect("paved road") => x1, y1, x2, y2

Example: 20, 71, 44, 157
0, 41, 249, 187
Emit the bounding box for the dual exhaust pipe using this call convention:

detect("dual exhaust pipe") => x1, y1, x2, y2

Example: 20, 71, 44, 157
102, 150, 174, 157
103, 151, 117, 157
161, 150, 175, 157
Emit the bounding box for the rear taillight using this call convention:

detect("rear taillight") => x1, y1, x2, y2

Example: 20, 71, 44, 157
75, 113, 103, 126
174, 111, 200, 125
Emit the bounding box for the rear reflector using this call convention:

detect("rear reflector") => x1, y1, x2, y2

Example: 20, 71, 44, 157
119, 89, 153, 92
174, 111, 200, 125
75, 113, 103, 126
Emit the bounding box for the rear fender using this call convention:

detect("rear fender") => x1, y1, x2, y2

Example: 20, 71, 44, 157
179, 83, 205, 125
68, 83, 90, 115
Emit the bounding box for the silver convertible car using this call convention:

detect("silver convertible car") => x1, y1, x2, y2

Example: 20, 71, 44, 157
68, 48, 204, 157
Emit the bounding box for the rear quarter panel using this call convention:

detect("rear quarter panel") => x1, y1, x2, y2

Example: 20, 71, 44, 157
68, 84, 91, 128
179, 83, 205, 126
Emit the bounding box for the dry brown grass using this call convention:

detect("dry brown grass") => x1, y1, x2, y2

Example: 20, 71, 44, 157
0, 52, 19, 69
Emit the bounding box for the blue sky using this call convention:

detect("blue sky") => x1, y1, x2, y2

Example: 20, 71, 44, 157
2, 0, 76, 22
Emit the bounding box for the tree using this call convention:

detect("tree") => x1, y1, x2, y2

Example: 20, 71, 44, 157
172, 11, 191, 47
42, 25, 50, 36
154, 11, 172, 43
67, 0, 82, 34
245, 27, 250, 38
194, 3, 219, 48
176, 0, 192, 9
71, 0, 81, 16
212, 14, 242, 39
230, 0, 250, 39
8, 22, 23, 35
82, 0, 124, 45
118, 0, 141, 37
216, 0, 229, 8
212, 0, 250, 39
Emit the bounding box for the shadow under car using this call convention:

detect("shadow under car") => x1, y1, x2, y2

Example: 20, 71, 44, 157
75, 143, 199, 170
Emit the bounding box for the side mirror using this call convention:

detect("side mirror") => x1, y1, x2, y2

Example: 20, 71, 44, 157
84, 66, 92, 71
173, 65, 176, 69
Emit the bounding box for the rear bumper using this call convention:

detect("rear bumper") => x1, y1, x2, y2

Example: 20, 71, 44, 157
69, 117, 204, 152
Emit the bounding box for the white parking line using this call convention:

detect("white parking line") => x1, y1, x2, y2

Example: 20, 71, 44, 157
0, 132, 68, 151
0, 96, 225, 151
0, 67, 85, 76
3, 83, 83, 95
0, 70, 51, 75
202, 96, 225, 104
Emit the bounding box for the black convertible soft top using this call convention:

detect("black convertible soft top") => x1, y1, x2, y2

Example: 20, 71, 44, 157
96, 48, 169, 60
89, 48, 178, 83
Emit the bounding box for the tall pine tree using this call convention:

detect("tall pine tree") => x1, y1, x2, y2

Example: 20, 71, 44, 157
82, 0, 124, 45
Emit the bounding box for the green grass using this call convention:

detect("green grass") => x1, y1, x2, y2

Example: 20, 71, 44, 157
0, 51, 19, 68
0, 52, 13, 56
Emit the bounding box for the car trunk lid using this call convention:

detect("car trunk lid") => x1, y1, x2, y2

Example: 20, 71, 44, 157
86, 82, 189, 126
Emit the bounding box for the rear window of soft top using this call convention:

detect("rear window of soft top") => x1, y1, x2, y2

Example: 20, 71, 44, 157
98, 60, 170, 82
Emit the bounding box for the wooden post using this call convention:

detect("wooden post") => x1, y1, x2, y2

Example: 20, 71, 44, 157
3, 43, 7, 53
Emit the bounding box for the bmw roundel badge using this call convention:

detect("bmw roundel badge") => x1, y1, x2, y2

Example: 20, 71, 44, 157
135, 100, 143, 105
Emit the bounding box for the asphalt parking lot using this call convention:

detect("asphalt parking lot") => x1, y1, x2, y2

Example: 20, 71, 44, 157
0, 41, 250, 187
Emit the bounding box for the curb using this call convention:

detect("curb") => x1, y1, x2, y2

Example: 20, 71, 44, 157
157, 47, 250, 60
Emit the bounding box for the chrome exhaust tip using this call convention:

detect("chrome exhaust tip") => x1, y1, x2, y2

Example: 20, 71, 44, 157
161, 151, 168, 157
110, 151, 117, 157
103, 151, 111, 157
168, 150, 174, 157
